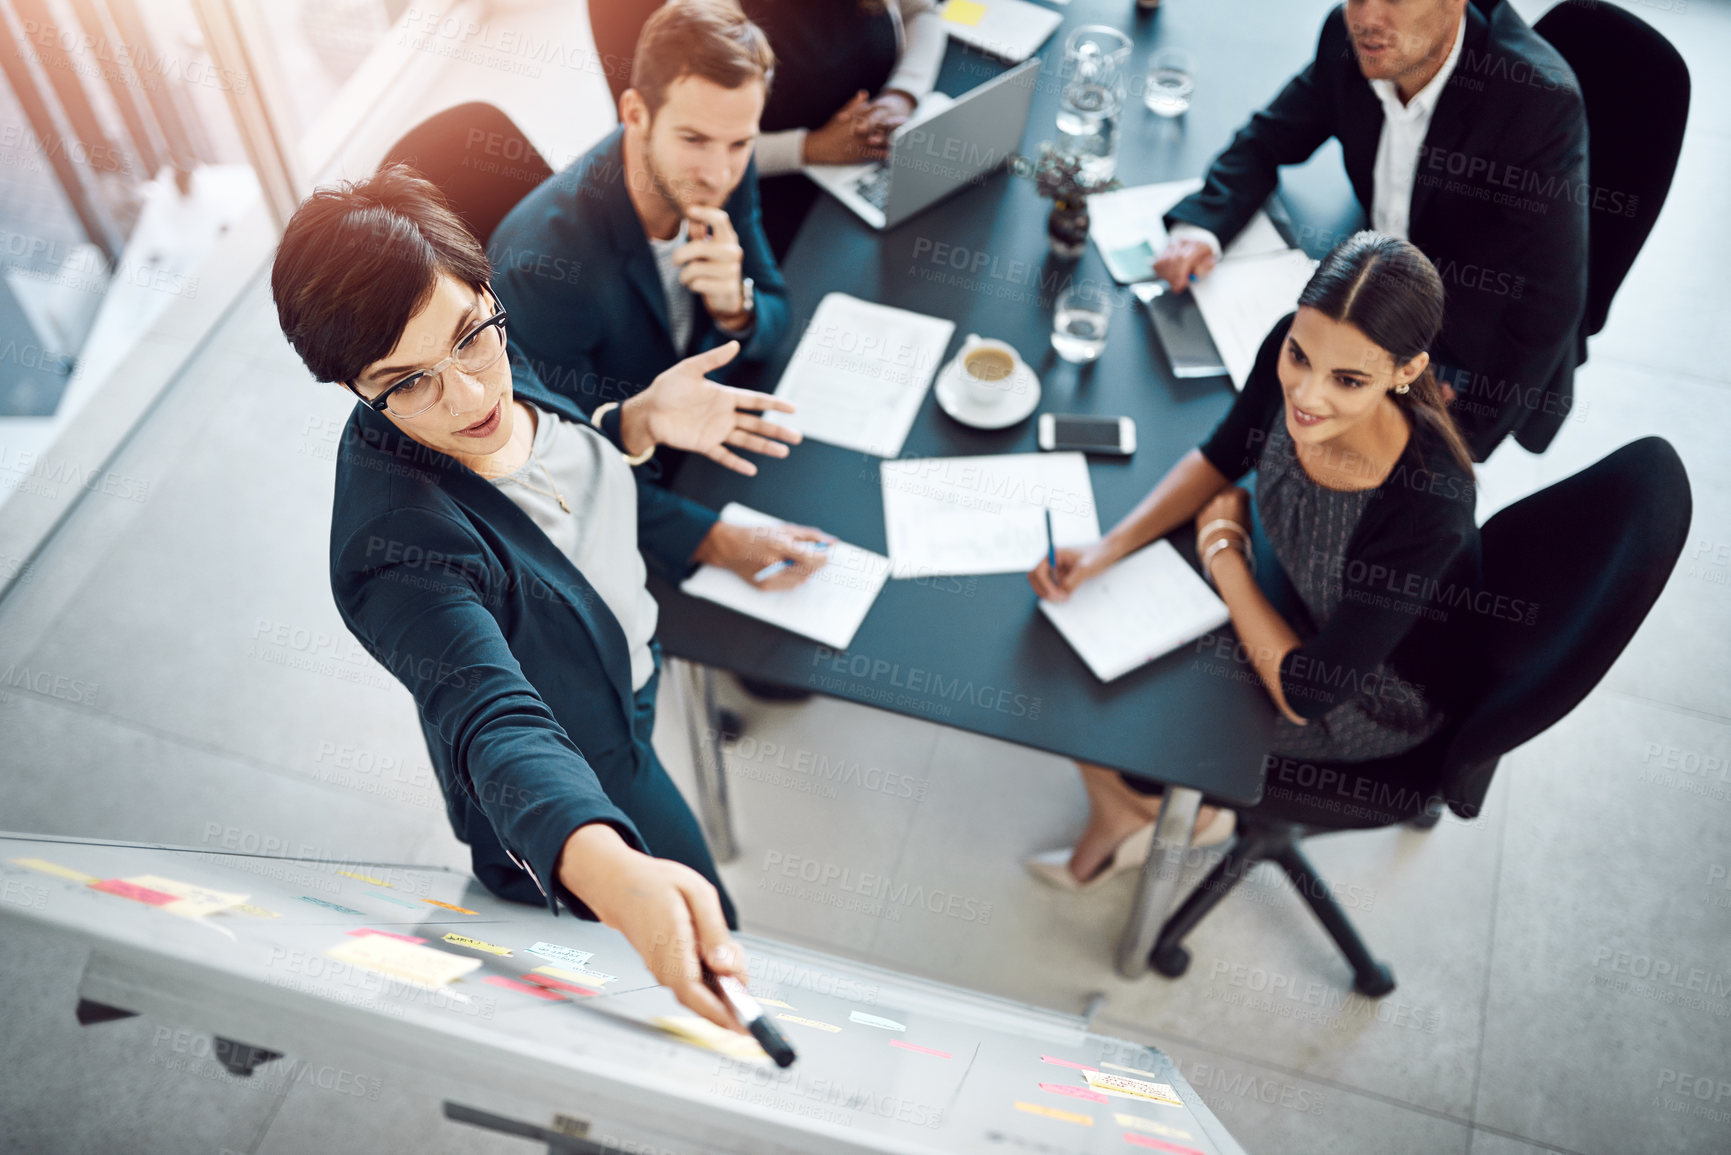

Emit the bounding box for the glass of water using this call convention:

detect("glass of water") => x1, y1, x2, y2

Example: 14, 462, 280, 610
1052, 283, 1112, 363
1144, 48, 1196, 117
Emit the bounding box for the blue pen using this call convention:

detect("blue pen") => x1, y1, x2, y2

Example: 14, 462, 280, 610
1044, 509, 1057, 572
753, 539, 833, 584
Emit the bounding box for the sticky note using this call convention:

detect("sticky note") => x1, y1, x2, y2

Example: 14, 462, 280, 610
1039, 1082, 1109, 1104
521, 973, 600, 997
126, 876, 249, 918
1013, 1101, 1093, 1126
234, 904, 281, 919
532, 964, 614, 986
889, 1040, 951, 1058
442, 933, 512, 956
754, 997, 794, 1009
1122, 1134, 1206, 1154
849, 1011, 906, 1031
300, 896, 365, 915
325, 935, 481, 989
943, 0, 987, 27
422, 898, 478, 914
1116, 1113, 1193, 1141
526, 941, 593, 968
337, 870, 390, 885
90, 878, 178, 906
1082, 1070, 1184, 1107
1041, 1055, 1098, 1073
10, 857, 97, 883
652, 1015, 771, 1062
1101, 1061, 1164, 1077
367, 891, 426, 910
775, 1013, 842, 1032
483, 975, 566, 1000
348, 927, 427, 945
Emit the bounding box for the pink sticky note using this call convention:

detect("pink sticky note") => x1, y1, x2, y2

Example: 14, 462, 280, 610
90, 879, 177, 906
1040, 1055, 1099, 1073
483, 975, 566, 1000
889, 1040, 952, 1058
1123, 1135, 1206, 1155
521, 973, 600, 997
347, 928, 428, 945
1040, 1082, 1110, 1104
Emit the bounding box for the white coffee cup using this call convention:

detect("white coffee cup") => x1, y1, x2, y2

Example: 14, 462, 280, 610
955, 335, 1027, 407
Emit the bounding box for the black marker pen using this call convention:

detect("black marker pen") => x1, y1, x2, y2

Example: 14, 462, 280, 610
706, 969, 796, 1068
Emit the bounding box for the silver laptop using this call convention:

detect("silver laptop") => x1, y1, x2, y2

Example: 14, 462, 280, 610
805, 58, 1041, 230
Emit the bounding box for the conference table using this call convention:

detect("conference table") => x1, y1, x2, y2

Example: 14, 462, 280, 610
650, 0, 1345, 979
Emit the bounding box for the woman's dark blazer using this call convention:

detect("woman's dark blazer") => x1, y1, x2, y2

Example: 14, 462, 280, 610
327, 350, 715, 918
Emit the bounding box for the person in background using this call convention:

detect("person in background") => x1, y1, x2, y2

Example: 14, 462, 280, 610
1153, 0, 1586, 462
272, 165, 822, 1029
743, 0, 947, 257
1027, 233, 1479, 889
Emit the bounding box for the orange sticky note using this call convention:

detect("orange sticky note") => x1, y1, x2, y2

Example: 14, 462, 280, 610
1013, 1101, 1093, 1126
1039, 1082, 1109, 1104
422, 898, 478, 914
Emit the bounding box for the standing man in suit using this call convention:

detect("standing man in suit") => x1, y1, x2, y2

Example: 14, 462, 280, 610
1154, 0, 1588, 460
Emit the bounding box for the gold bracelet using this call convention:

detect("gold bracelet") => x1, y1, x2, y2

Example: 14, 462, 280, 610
590, 401, 655, 467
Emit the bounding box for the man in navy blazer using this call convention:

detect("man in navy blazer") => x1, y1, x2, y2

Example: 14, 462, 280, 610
488, 0, 790, 434
1155, 0, 1589, 460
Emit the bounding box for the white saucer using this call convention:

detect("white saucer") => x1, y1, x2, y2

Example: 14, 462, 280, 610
934, 358, 1041, 430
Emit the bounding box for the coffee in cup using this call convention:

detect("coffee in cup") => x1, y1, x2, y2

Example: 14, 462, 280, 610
956, 337, 1025, 406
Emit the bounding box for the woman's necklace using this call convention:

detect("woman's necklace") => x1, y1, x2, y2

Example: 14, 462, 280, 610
500, 447, 571, 513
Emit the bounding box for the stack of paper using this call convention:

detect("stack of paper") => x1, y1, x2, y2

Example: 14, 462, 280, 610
1189, 248, 1317, 389
880, 453, 1100, 578
679, 504, 890, 649
1038, 540, 1229, 682
773, 293, 955, 458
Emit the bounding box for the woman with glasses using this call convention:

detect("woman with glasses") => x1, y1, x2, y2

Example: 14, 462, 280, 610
271, 164, 823, 1033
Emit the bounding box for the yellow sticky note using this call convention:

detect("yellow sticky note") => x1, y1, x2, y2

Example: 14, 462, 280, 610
326, 935, 482, 989
10, 857, 97, 884
234, 904, 281, 919
125, 876, 249, 918
652, 1015, 771, 1062
533, 964, 615, 986
1083, 1070, 1184, 1107
1013, 1101, 1094, 1126
775, 1013, 842, 1032
943, 0, 987, 27
442, 933, 512, 956
1115, 1112, 1192, 1140
337, 869, 389, 886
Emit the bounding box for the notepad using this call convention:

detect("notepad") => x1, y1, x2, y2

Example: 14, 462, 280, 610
679, 504, 889, 649
1189, 248, 1317, 390
773, 293, 955, 457
1038, 540, 1229, 682
881, 453, 1099, 578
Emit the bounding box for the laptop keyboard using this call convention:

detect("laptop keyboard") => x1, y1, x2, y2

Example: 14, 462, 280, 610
852, 165, 892, 210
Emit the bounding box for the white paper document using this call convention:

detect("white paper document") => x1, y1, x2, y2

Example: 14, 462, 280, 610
1188, 248, 1318, 390
880, 453, 1100, 578
679, 504, 889, 649
1088, 179, 1289, 285
1038, 540, 1230, 682
773, 293, 956, 458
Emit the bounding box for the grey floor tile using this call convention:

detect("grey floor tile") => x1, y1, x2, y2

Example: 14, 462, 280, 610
1472, 692, 1731, 1155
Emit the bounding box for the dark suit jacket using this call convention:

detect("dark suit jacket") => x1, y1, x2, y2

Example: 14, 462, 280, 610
1167, 0, 1588, 458
327, 348, 716, 918
486, 126, 790, 415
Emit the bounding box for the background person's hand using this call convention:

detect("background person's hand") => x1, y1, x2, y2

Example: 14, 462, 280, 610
1152, 237, 1217, 294
857, 90, 915, 150
801, 91, 879, 164
676, 206, 748, 323
1027, 537, 1120, 603
695, 520, 834, 591
627, 342, 802, 476
558, 824, 749, 1033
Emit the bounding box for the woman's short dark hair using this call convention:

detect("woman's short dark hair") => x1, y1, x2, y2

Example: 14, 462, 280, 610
1298, 231, 1474, 473
271, 163, 491, 385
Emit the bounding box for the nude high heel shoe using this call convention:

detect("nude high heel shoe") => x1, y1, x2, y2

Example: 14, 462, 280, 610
1024, 823, 1156, 892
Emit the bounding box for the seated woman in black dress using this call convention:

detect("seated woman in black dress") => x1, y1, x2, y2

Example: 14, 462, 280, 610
270, 165, 826, 1029
1026, 233, 1480, 889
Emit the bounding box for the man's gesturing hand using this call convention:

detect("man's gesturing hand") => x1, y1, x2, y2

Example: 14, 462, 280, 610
558, 824, 749, 1033
622, 341, 802, 476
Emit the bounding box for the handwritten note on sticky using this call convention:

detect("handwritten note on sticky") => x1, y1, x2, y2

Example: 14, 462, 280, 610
442, 933, 512, 956
325, 935, 481, 990
1083, 1070, 1184, 1107
126, 876, 248, 918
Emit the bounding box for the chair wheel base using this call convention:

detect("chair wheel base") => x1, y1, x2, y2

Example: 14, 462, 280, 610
1353, 963, 1396, 998
1150, 943, 1190, 978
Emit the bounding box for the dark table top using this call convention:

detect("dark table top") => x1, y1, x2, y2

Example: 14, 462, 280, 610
649, 0, 1355, 805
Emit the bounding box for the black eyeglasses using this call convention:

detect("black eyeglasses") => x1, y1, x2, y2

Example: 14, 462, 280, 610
350, 292, 509, 418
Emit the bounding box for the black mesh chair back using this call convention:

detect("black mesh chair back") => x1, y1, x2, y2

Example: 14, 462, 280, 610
381, 103, 553, 248
1534, 1, 1690, 336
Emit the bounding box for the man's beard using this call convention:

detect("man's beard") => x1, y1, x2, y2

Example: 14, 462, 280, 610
641, 140, 724, 214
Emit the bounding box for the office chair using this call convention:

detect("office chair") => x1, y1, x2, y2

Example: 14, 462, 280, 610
1150, 437, 1693, 996
381, 103, 553, 248
590, 0, 663, 109
1533, 0, 1690, 337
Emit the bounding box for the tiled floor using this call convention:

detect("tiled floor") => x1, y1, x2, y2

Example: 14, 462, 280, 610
2, 1, 1727, 1153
